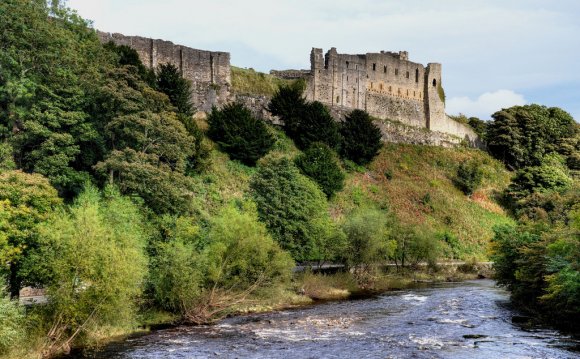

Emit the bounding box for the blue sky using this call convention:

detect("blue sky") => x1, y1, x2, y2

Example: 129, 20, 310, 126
67, 0, 580, 121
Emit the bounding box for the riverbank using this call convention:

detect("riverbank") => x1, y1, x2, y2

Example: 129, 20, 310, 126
67, 279, 580, 359
48, 263, 490, 358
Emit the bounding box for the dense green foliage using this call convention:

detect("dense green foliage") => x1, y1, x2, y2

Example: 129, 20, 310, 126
269, 85, 341, 151
0, 287, 25, 354
295, 142, 345, 198
489, 104, 580, 331
454, 160, 484, 195
340, 110, 383, 165
0, 170, 61, 297
27, 185, 149, 355
487, 104, 578, 170
342, 209, 395, 269
0, 0, 107, 196
150, 204, 293, 323
156, 63, 194, 116
250, 156, 336, 261
207, 103, 275, 166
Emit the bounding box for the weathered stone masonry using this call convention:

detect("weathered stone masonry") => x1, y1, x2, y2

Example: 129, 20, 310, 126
301, 48, 478, 145
96, 31, 479, 147
97, 31, 231, 112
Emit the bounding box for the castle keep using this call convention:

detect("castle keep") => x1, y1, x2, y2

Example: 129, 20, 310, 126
97, 31, 231, 111
303, 48, 476, 142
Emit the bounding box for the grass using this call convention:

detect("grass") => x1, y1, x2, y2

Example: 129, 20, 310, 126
331, 143, 514, 260
231, 66, 299, 96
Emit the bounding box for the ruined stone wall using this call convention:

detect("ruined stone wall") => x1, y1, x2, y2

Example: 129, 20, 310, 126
307, 48, 430, 128
97, 31, 231, 112
304, 48, 479, 144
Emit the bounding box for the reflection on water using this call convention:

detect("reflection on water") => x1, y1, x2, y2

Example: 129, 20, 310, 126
75, 280, 580, 359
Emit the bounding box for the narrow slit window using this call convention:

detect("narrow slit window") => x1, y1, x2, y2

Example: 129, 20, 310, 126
415, 69, 419, 83
406, 71, 410, 79
384, 65, 387, 73
346, 61, 349, 69
373, 63, 376, 71
395, 69, 399, 76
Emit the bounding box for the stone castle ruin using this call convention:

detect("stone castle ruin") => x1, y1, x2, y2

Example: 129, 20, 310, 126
97, 31, 231, 112
97, 31, 479, 146
301, 48, 477, 143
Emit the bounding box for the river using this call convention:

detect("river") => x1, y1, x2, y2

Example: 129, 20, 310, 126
77, 280, 579, 358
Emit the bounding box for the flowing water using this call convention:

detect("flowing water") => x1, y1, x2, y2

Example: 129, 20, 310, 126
78, 280, 579, 358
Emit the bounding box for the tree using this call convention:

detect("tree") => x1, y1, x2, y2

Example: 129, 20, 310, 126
104, 42, 157, 87
0, 171, 61, 297
150, 203, 294, 324
0, 0, 109, 196
268, 82, 306, 120
207, 103, 275, 166
340, 109, 383, 165
487, 105, 577, 170
468, 117, 488, 139
506, 154, 572, 204
342, 208, 395, 272
26, 185, 148, 356
295, 142, 345, 198
454, 160, 484, 195
156, 63, 194, 116
249, 156, 332, 261
94, 64, 197, 214
287, 101, 342, 151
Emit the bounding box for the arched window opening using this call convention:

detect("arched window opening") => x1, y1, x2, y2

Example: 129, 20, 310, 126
406, 71, 410, 79
384, 65, 387, 73
432, 79, 437, 87
346, 61, 349, 69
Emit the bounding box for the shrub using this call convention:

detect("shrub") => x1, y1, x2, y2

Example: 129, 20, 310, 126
207, 103, 275, 166
26, 185, 148, 356
153, 203, 294, 324
249, 156, 331, 261
340, 110, 383, 165
454, 160, 484, 195
0, 287, 25, 354
295, 142, 345, 198
342, 208, 395, 269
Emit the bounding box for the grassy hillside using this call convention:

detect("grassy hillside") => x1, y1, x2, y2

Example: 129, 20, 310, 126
196, 119, 513, 260
331, 144, 514, 260
231, 66, 299, 96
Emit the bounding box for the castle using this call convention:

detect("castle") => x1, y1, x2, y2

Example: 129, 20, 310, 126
97, 31, 479, 146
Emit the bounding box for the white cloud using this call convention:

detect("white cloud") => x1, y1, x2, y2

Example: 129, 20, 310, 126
446, 90, 526, 119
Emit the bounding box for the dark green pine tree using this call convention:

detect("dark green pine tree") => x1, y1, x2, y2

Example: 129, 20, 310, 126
207, 103, 275, 166
287, 101, 342, 151
340, 109, 383, 165
156, 63, 194, 117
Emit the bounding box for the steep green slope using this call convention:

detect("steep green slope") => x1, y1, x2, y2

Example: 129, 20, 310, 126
331, 144, 514, 259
